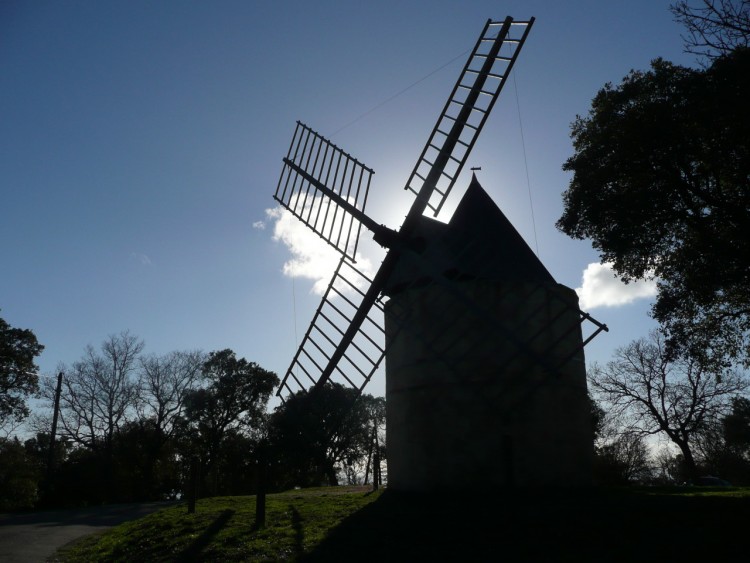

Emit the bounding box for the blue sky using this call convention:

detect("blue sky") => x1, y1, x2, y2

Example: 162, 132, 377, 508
1, 1, 694, 403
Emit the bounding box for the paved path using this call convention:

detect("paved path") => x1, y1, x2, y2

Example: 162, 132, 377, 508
0, 501, 176, 562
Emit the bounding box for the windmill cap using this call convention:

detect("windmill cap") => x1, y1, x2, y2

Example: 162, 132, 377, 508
383, 176, 554, 295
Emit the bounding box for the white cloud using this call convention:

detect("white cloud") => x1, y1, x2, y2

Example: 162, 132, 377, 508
130, 252, 152, 266
576, 262, 657, 309
266, 203, 374, 295
252, 220, 266, 230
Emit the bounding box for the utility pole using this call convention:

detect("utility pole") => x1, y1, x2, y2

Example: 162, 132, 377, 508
373, 420, 380, 491
47, 371, 63, 476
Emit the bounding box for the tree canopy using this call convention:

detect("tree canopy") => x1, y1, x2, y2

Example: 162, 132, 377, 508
696, 396, 750, 483
180, 349, 278, 491
557, 48, 750, 366
0, 314, 44, 426
268, 383, 382, 488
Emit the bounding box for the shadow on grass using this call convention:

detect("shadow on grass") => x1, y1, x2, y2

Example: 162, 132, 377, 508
300, 488, 750, 562
176, 509, 234, 562
291, 506, 304, 557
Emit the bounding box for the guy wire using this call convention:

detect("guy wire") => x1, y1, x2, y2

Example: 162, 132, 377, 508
513, 69, 540, 257
330, 48, 471, 137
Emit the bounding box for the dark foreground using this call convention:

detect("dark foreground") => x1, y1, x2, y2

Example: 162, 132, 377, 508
45, 487, 750, 562
0, 502, 175, 563
303, 488, 749, 562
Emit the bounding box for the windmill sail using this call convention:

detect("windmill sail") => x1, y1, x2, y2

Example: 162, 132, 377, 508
277, 257, 387, 399
404, 17, 534, 218
274, 121, 374, 262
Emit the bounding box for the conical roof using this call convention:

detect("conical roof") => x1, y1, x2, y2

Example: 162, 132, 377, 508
384, 175, 553, 295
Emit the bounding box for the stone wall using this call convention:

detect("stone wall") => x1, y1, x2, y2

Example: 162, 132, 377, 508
384, 279, 593, 491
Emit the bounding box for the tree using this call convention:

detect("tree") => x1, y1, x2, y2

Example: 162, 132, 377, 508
589, 330, 748, 481
594, 433, 652, 485
589, 394, 651, 485
653, 448, 691, 484
695, 396, 750, 482
121, 350, 205, 500
137, 350, 204, 438
557, 49, 750, 367
671, 0, 750, 59
268, 383, 381, 488
109, 419, 182, 502
0, 314, 44, 426
179, 349, 278, 495
43, 331, 144, 450
0, 437, 43, 510
361, 395, 386, 486
35, 331, 144, 503
723, 396, 750, 448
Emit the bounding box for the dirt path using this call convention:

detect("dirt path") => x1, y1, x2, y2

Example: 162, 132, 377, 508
0, 501, 175, 562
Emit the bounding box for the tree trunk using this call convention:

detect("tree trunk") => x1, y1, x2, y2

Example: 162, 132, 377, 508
364, 449, 372, 485
675, 439, 699, 483
324, 462, 338, 486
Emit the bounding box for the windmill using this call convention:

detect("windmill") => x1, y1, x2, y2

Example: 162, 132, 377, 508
271, 17, 608, 490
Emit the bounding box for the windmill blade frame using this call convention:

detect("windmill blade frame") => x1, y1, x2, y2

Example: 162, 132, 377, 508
274, 121, 375, 262
403, 16, 535, 218
276, 257, 387, 400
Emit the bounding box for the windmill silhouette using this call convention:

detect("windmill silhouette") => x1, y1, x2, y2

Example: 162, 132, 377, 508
271, 17, 607, 490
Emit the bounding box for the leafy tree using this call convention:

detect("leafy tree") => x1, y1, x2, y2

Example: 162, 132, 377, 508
268, 383, 381, 488
207, 429, 261, 495
671, 0, 750, 59
23, 431, 70, 506
719, 396, 750, 482
589, 330, 748, 481
0, 437, 43, 510
109, 420, 182, 502
46, 444, 110, 506
558, 49, 750, 367
696, 396, 750, 483
723, 396, 750, 448
179, 349, 278, 495
0, 313, 44, 426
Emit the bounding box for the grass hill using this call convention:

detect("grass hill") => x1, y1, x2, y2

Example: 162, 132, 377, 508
57, 485, 750, 562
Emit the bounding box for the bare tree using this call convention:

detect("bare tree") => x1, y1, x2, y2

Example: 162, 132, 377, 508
137, 350, 204, 437
653, 448, 687, 484
591, 398, 652, 484
671, 0, 750, 59
589, 330, 748, 480
595, 432, 652, 484
43, 331, 144, 450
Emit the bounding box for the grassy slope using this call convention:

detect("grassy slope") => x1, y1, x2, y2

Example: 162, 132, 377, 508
57, 486, 750, 562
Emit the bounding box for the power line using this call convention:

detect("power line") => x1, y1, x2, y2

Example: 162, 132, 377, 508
512, 69, 540, 257
330, 48, 471, 137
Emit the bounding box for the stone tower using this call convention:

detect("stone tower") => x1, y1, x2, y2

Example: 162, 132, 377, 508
384, 176, 593, 491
